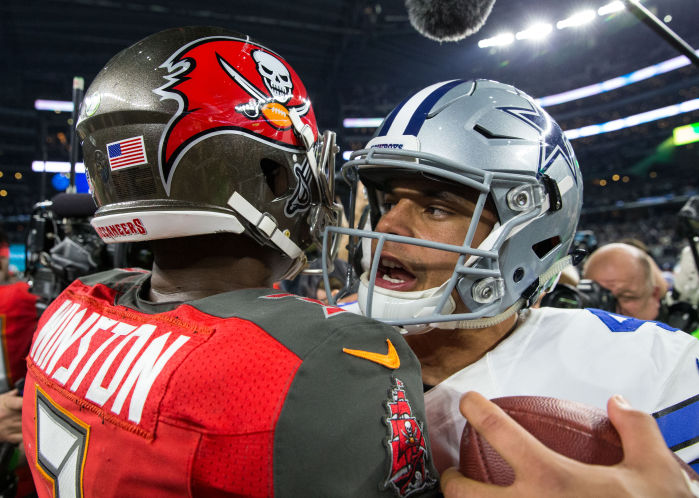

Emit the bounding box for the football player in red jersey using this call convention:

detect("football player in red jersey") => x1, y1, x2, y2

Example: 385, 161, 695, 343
21, 27, 439, 498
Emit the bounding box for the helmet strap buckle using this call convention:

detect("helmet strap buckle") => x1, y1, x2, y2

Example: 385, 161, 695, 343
227, 191, 303, 260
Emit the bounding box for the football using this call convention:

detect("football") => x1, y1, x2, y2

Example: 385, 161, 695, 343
459, 395, 699, 487
459, 396, 624, 486
261, 101, 293, 129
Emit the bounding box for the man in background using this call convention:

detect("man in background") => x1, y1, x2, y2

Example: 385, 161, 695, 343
583, 242, 665, 321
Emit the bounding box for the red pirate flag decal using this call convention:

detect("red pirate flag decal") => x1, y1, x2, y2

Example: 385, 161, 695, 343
384, 378, 437, 497
154, 36, 316, 194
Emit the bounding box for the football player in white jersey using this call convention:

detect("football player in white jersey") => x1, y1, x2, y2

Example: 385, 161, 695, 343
323, 79, 699, 494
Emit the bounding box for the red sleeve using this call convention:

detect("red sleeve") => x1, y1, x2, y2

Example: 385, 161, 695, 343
0, 282, 38, 386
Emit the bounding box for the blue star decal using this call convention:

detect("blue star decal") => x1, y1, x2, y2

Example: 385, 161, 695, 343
497, 98, 579, 184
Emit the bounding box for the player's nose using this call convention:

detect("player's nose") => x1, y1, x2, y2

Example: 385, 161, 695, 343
375, 198, 414, 238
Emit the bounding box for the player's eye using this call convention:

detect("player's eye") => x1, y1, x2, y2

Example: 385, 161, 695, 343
380, 198, 397, 214
425, 205, 451, 217
617, 294, 641, 302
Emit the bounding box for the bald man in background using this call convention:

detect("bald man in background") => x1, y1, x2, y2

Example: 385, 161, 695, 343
583, 242, 664, 321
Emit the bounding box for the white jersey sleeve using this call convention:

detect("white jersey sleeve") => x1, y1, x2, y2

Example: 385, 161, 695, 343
424, 307, 699, 474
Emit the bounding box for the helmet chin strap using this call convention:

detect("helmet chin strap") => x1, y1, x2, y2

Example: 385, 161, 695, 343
357, 274, 456, 327
226, 191, 306, 280
289, 108, 319, 181
419, 299, 524, 332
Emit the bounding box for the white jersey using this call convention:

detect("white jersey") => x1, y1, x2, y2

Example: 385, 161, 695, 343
425, 306, 699, 474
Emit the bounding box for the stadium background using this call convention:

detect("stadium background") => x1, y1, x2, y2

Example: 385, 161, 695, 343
0, 0, 697, 272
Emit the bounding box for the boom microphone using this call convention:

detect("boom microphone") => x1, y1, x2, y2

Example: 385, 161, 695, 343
50, 193, 97, 219
405, 0, 496, 42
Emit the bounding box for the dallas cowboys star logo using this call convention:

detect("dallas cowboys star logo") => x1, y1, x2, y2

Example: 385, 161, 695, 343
496, 98, 579, 184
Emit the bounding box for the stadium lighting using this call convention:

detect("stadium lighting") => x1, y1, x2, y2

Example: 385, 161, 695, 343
343, 117, 384, 128
34, 100, 74, 112
565, 98, 699, 140
673, 123, 699, 146
597, 1, 625, 16
32, 161, 85, 173
515, 23, 553, 41
343, 96, 699, 141
537, 52, 695, 106
556, 10, 596, 29
629, 65, 660, 82
478, 33, 515, 48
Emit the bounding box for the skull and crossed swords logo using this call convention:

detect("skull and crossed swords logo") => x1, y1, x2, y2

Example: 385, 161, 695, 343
218, 50, 310, 128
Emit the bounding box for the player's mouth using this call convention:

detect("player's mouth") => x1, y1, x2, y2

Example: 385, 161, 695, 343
375, 257, 417, 291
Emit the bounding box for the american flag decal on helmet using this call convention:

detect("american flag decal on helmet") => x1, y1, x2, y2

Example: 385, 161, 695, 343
106, 136, 147, 170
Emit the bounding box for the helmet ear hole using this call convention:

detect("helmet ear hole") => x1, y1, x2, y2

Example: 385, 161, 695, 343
532, 235, 561, 259
260, 158, 290, 197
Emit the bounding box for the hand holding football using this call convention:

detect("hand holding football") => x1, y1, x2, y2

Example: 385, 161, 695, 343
459, 396, 626, 485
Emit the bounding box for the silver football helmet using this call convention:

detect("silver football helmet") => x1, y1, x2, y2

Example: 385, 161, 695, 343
324, 79, 583, 333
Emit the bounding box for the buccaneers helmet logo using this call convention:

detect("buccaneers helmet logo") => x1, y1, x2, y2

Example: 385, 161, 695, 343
384, 378, 437, 497
154, 36, 315, 195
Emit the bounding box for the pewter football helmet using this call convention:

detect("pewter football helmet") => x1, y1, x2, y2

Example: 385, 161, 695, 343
324, 79, 583, 332
77, 26, 340, 279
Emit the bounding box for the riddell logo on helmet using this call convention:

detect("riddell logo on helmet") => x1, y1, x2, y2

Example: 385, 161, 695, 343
95, 218, 147, 239
371, 143, 404, 149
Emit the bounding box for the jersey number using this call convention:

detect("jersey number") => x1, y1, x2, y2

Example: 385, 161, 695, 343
588, 308, 677, 332
36, 389, 89, 498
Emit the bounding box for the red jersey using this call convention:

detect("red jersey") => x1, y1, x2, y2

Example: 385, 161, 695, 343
0, 281, 38, 389
22, 269, 438, 497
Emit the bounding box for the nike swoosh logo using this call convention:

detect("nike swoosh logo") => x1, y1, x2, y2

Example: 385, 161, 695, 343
343, 339, 400, 369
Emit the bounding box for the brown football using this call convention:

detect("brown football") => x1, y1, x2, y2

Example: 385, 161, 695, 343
459, 395, 699, 487
460, 396, 623, 486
